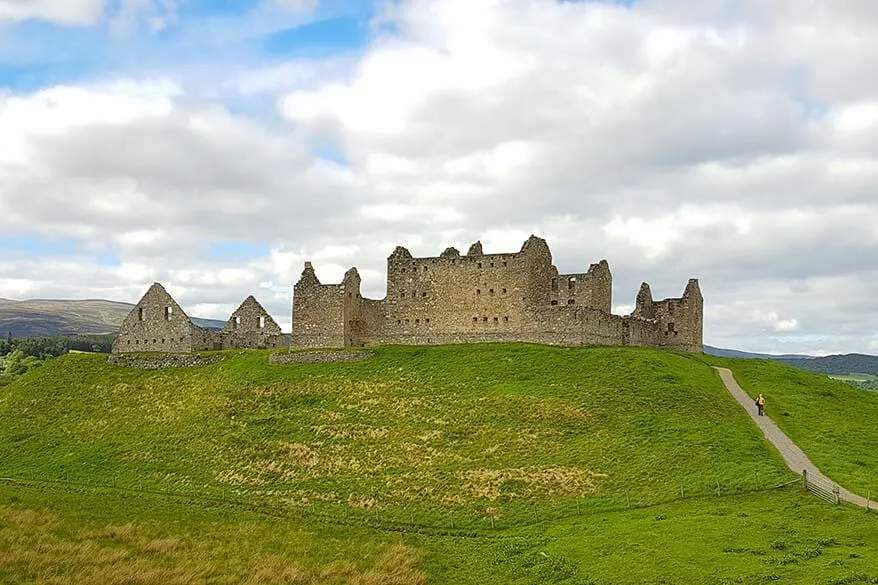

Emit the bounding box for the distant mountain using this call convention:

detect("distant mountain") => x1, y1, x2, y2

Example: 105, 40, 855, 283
0, 298, 227, 338
704, 346, 815, 360
706, 345, 878, 376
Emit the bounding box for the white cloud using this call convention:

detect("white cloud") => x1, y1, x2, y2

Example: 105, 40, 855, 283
0, 0, 104, 25
4, 0, 878, 353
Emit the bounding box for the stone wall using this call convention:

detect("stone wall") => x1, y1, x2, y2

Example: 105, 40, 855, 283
222, 295, 286, 349
114, 285, 285, 354
114, 283, 202, 354
291, 235, 704, 352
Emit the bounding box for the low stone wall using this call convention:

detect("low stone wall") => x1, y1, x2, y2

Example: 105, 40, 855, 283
269, 350, 374, 365
107, 353, 225, 369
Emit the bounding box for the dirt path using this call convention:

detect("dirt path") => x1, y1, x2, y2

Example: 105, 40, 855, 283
713, 366, 872, 510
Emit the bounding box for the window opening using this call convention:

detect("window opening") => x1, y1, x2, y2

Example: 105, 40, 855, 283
568, 299, 575, 305
138, 307, 144, 321
164, 306, 172, 320
550, 300, 558, 306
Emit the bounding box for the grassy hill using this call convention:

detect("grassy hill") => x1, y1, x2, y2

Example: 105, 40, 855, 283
0, 298, 227, 338
1, 344, 877, 584
699, 354, 878, 497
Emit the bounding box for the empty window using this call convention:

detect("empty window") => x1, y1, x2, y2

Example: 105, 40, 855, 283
568, 277, 576, 290
152, 339, 157, 344
135, 340, 139, 345
234, 316, 241, 330
422, 292, 427, 297
424, 266, 428, 271
416, 318, 420, 324
482, 317, 488, 322
400, 292, 405, 298
473, 317, 478, 322
478, 262, 482, 268
551, 300, 558, 306
161, 338, 165, 344
425, 318, 430, 323
489, 289, 494, 294
490, 262, 494, 267
502, 288, 507, 294
405, 319, 410, 324
258, 316, 265, 329
476, 289, 481, 295
126, 340, 130, 345
568, 299, 575, 305
503, 261, 508, 267
138, 307, 144, 321
667, 322, 675, 333
164, 306, 172, 320
493, 317, 498, 323
551, 279, 558, 292
504, 316, 509, 322
397, 319, 402, 324
402, 268, 406, 273
412, 292, 416, 298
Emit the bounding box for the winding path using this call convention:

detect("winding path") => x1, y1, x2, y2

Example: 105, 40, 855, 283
713, 367, 872, 510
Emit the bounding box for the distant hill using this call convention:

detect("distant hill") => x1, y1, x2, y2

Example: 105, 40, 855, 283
705, 345, 878, 376
0, 298, 227, 338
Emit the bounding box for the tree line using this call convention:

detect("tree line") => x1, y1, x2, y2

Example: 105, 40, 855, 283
0, 334, 114, 385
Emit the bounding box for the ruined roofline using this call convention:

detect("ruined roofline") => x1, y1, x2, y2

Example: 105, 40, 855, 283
636, 278, 701, 304
391, 235, 549, 263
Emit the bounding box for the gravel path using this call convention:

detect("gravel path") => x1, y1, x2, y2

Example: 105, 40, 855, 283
714, 366, 872, 510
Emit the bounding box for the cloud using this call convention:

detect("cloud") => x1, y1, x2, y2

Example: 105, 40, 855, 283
0, 0, 104, 25
2, 0, 878, 354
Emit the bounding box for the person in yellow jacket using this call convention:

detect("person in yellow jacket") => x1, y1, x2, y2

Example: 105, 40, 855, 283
755, 394, 765, 416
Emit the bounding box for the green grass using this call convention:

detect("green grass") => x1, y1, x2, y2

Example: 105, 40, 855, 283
1, 344, 877, 584
830, 374, 878, 382
699, 355, 878, 498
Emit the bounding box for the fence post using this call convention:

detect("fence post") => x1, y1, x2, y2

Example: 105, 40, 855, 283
755, 471, 759, 490
802, 469, 808, 492
867, 491, 871, 513
833, 485, 840, 505
716, 480, 721, 497
626, 493, 630, 509
680, 484, 684, 499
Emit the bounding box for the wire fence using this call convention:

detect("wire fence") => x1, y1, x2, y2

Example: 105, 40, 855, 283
0, 466, 823, 535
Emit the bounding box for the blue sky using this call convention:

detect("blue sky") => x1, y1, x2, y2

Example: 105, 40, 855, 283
0, 0, 376, 91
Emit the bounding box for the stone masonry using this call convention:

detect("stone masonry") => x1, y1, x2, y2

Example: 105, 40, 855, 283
291, 235, 703, 352
113, 283, 284, 353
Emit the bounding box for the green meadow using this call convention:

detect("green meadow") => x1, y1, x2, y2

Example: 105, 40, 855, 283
1, 344, 876, 584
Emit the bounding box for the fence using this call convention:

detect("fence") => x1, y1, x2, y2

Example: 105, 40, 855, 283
802, 469, 841, 505
0, 466, 808, 534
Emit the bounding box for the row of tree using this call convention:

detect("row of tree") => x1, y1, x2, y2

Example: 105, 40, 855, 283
0, 335, 115, 384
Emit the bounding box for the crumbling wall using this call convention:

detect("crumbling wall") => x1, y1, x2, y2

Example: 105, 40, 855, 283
222, 295, 285, 349
114, 283, 199, 354
290, 262, 348, 349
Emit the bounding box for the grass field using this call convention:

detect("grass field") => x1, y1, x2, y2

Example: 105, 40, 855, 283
829, 374, 878, 382
698, 354, 878, 498
1, 344, 877, 584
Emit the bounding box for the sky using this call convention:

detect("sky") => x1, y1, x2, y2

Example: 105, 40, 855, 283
1, 0, 877, 356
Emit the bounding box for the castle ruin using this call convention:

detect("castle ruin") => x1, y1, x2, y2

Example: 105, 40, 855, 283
113, 283, 285, 353
291, 236, 703, 352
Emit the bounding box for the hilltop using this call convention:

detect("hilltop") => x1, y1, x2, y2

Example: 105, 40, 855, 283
2, 344, 877, 584
0, 298, 226, 338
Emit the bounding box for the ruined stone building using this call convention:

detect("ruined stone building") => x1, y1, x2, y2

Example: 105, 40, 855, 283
291, 236, 703, 352
112, 283, 285, 353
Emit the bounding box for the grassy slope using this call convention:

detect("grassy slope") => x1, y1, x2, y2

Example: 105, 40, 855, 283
700, 355, 878, 497
1, 344, 877, 584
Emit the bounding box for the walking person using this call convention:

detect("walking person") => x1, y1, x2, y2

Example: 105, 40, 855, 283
756, 394, 765, 416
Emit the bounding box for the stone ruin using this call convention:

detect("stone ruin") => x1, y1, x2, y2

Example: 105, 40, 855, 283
112, 283, 285, 353
113, 236, 704, 354
291, 235, 703, 352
